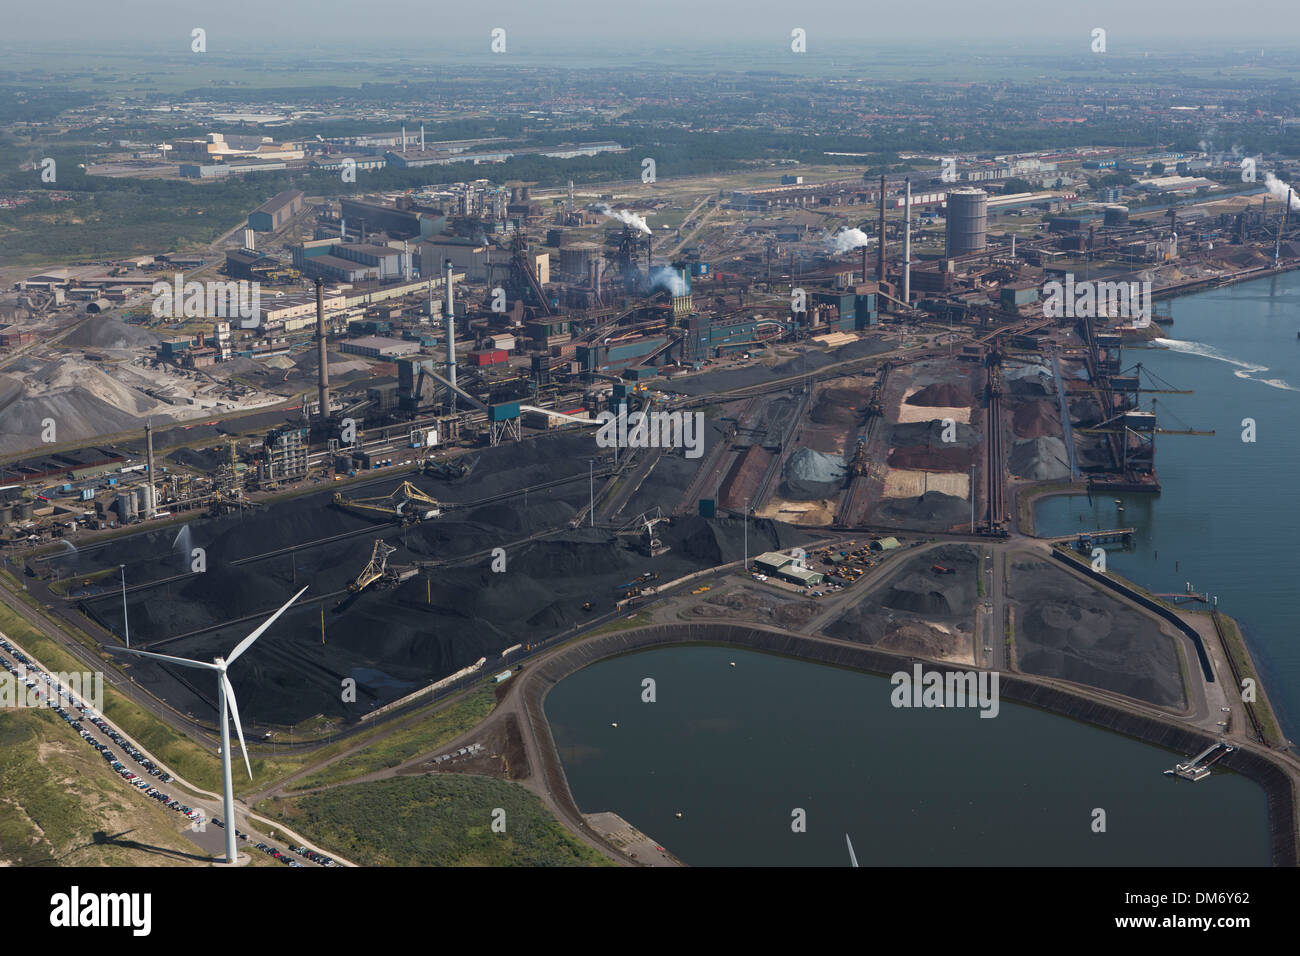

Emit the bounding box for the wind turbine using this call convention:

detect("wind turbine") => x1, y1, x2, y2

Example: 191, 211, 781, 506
112, 586, 308, 865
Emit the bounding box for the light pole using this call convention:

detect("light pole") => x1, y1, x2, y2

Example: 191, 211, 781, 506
743, 497, 750, 571
119, 564, 129, 647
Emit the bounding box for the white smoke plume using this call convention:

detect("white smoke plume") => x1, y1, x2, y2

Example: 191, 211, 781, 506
827, 228, 873, 254
594, 203, 651, 235
649, 266, 687, 296
1263, 173, 1300, 210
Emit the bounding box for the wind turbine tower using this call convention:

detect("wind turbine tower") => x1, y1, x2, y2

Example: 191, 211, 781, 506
113, 586, 308, 865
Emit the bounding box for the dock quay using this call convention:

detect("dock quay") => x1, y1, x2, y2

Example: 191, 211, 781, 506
1044, 528, 1135, 551
1165, 741, 1235, 782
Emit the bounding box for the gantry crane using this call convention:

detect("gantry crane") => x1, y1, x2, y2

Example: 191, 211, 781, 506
350, 540, 397, 593
333, 481, 443, 525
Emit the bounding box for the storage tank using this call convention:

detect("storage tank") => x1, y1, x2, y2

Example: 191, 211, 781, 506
15, 499, 35, 521
559, 241, 601, 277
116, 491, 137, 521
136, 483, 154, 517
1104, 205, 1130, 227
0, 504, 12, 527
944, 188, 988, 256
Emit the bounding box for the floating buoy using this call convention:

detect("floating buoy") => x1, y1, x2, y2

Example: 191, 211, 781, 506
611, 722, 618, 728
675, 812, 683, 818
729, 661, 736, 667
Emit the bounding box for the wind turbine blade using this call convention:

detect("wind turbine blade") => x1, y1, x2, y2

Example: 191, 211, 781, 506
222, 672, 253, 780
226, 585, 309, 665
846, 834, 859, 868
112, 646, 220, 671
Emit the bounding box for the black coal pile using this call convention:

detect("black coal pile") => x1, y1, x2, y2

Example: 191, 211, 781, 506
874, 491, 969, 530
1007, 557, 1184, 707
70, 436, 814, 727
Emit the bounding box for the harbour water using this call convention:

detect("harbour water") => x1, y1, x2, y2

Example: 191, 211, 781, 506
1036, 270, 1300, 743
545, 645, 1269, 866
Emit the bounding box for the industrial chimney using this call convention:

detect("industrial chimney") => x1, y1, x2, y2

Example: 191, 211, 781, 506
903, 178, 912, 306
877, 175, 887, 285
444, 260, 457, 390
144, 421, 156, 519
315, 278, 330, 420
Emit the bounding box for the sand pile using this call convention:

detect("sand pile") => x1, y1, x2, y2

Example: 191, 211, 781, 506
1009, 437, 1070, 480
0, 361, 173, 455
905, 381, 972, 407
1012, 400, 1060, 438
782, 447, 846, 499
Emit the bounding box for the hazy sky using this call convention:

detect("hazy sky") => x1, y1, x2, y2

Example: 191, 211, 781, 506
8, 0, 1300, 53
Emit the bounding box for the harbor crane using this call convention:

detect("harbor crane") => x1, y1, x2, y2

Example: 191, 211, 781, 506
333, 481, 443, 525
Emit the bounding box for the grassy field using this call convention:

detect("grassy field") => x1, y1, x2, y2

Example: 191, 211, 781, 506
283, 687, 497, 792
268, 773, 612, 866
0, 706, 216, 866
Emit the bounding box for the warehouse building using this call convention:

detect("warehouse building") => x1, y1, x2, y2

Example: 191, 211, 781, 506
248, 190, 305, 232
752, 550, 826, 586
340, 335, 422, 359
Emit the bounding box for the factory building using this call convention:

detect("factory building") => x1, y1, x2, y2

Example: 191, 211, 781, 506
178, 160, 288, 179
248, 189, 305, 232
576, 334, 669, 373
339, 197, 440, 241
684, 313, 760, 361
340, 336, 422, 359
525, 317, 573, 348
944, 188, 988, 256
415, 237, 492, 282
294, 239, 411, 283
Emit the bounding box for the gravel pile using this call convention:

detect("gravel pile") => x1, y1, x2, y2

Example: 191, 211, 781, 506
782, 447, 846, 499
1009, 437, 1070, 480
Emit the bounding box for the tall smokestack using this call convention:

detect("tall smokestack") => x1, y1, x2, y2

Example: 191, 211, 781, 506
903, 178, 912, 306
420, 124, 425, 151
144, 421, 156, 519
877, 175, 887, 285
315, 278, 330, 421
401, 126, 406, 153
444, 260, 457, 391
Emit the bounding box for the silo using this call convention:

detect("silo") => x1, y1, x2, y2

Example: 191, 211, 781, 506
945, 188, 988, 256
0, 504, 12, 527
1103, 205, 1130, 227
116, 491, 137, 522
136, 483, 154, 516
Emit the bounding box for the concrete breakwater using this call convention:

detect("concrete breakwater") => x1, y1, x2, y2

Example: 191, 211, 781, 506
519, 621, 1298, 866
